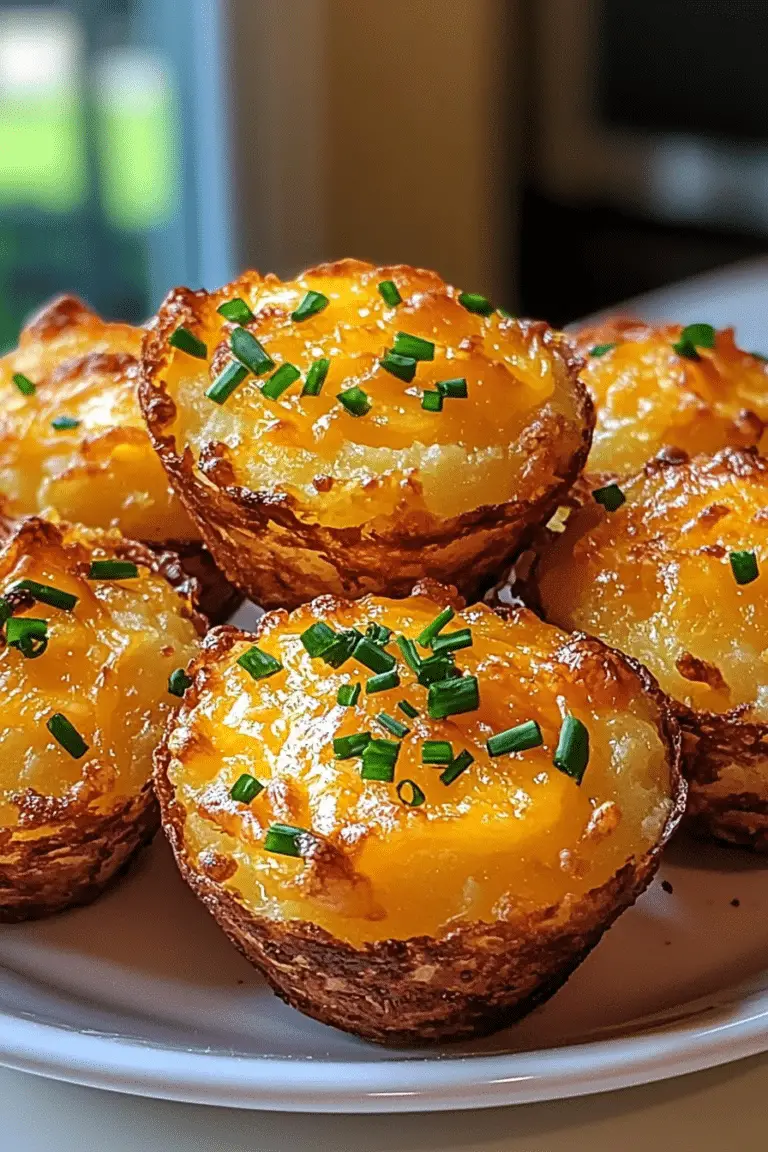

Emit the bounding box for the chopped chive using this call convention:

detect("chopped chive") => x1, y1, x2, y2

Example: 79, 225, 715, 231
730, 549, 759, 585
440, 748, 474, 786
168, 667, 193, 697
320, 628, 362, 669
217, 297, 254, 324
12, 372, 36, 396
553, 716, 589, 783
380, 351, 417, 382
395, 635, 422, 673
51, 414, 80, 431
302, 357, 330, 397
751, 350, 768, 362
421, 391, 443, 412
416, 606, 455, 648
361, 737, 400, 781
592, 483, 626, 513
206, 361, 249, 404
291, 290, 329, 322
398, 699, 419, 719
47, 712, 89, 759
6, 617, 48, 659
169, 326, 207, 358
9, 579, 77, 612
376, 712, 409, 738
487, 720, 543, 757
427, 674, 480, 720
300, 620, 336, 658
378, 280, 402, 307
262, 362, 301, 400
422, 740, 453, 765
264, 823, 307, 857
393, 332, 434, 361
354, 636, 396, 674
416, 653, 458, 687
672, 322, 716, 359
231, 326, 274, 375
334, 731, 372, 759
458, 291, 493, 316
365, 622, 393, 645
0, 597, 11, 626
237, 645, 283, 680
397, 779, 425, 807
432, 628, 472, 655
337, 682, 361, 707
589, 343, 616, 357
497, 306, 515, 319
365, 669, 400, 694
87, 560, 139, 580
437, 377, 468, 399
230, 773, 264, 803
337, 385, 371, 416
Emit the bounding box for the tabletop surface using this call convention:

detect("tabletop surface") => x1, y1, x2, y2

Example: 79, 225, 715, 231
2, 257, 768, 1151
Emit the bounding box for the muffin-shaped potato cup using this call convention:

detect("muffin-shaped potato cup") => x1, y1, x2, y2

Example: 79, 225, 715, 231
0, 515, 202, 921
574, 318, 768, 477
535, 448, 768, 850
0, 296, 239, 621
140, 260, 593, 610
156, 583, 683, 1044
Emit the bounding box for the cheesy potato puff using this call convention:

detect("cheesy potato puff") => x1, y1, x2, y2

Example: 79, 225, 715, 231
535, 447, 768, 850
0, 515, 202, 920
573, 318, 768, 477
140, 260, 593, 610
0, 295, 239, 621
155, 582, 683, 1044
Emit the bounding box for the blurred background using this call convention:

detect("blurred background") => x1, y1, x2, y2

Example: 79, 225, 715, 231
1, 0, 768, 349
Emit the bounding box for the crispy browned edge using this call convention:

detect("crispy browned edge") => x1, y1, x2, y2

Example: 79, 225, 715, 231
138, 267, 595, 610
520, 446, 768, 852
154, 592, 685, 1045
0, 514, 207, 922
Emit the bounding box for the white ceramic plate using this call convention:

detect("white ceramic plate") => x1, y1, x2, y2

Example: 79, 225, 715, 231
0, 601, 766, 1113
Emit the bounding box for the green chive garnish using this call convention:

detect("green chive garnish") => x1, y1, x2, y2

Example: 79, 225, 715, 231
395, 635, 422, 673
217, 298, 254, 324
497, 306, 515, 320
427, 675, 480, 720
422, 740, 453, 765
6, 617, 48, 659
264, 823, 307, 857
237, 645, 283, 680
440, 748, 474, 785
672, 322, 716, 359
421, 391, 443, 412
397, 779, 425, 807
377, 712, 409, 738
365, 622, 392, 645
47, 712, 89, 759
437, 377, 468, 399
51, 415, 80, 431
87, 560, 139, 580
168, 668, 193, 697
398, 699, 419, 719
302, 358, 330, 397
337, 682, 361, 707
301, 621, 336, 658
206, 361, 249, 404
416, 606, 455, 648
366, 669, 400, 694
553, 716, 589, 783
291, 291, 329, 322
334, 731, 372, 759
320, 629, 362, 669
262, 363, 300, 400
416, 654, 459, 687
378, 280, 402, 307
592, 483, 626, 512
589, 343, 616, 357
337, 386, 371, 416
169, 327, 207, 358
230, 773, 264, 803
730, 550, 759, 585
354, 636, 396, 674
231, 326, 274, 375
751, 350, 768, 362
9, 579, 77, 612
380, 351, 417, 382
393, 332, 434, 361
487, 720, 543, 757
361, 737, 399, 781
0, 597, 11, 626
12, 373, 36, 396
431, 628, 472, 654
458, 292, 493, 316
